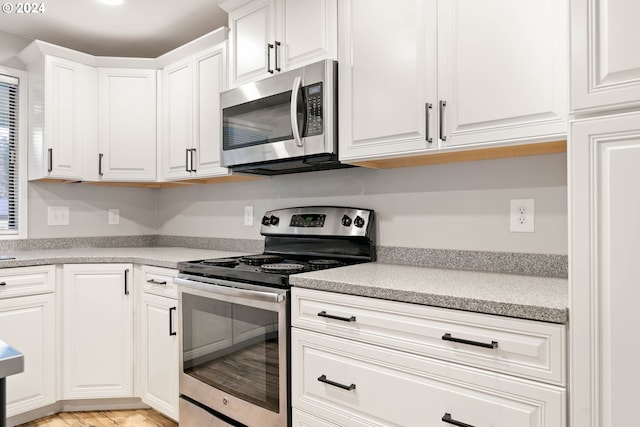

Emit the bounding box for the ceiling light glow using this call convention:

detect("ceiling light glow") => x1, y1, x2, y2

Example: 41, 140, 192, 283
98, 0, 124, 5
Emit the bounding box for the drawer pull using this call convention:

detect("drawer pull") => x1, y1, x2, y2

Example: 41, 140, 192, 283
147, 279, 167, 285
442, 413, 475, 427
0, 282, 6, 286
317, 311, 356, 322
317, 375, 356, 391
442, 333, 498, 349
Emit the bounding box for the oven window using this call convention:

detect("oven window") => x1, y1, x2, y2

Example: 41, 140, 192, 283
222, 88, 305, 150
182, 293, 280, 413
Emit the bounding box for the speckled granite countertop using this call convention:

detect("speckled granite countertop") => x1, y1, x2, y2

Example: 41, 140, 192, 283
290, 262, 568, 324
0, 247, 251, 269
0, 247, 568, 323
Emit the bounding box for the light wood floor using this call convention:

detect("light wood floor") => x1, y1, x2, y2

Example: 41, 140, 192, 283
16, 409, 178, 427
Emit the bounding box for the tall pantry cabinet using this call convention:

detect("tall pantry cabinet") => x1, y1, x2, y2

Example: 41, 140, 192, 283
569, 1, 640, 426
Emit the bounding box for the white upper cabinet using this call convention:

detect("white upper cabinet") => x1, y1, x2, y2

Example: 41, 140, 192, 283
223, 0, 337, 88
97, 68, 157, 181
437, 0, 567, 148
338, 0, 437, 161
339, 0, 567, 163
161, 43, 229, 180
21, 53, 96, 180
571, 0, 640, 113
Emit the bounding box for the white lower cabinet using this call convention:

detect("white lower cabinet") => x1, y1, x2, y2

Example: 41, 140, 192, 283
0, 265, 56, 417
292, 288, 566, 427
138, 265, 179, 421
62, 264, 134, 399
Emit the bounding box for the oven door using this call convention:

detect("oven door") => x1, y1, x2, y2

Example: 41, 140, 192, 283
176, 276, 289, 427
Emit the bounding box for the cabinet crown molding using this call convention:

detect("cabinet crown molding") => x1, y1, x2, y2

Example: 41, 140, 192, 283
17, 27, 230, 69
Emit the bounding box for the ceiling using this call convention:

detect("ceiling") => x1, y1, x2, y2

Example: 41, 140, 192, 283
0, 0, 229, 58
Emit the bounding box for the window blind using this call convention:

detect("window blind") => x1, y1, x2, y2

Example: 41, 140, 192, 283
0, 73, 19, 233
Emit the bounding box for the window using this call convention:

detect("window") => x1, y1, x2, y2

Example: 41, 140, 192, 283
0, 69, 26, 238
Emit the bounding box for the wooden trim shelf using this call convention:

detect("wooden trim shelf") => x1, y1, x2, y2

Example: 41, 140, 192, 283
30, 175, 263, 188
347, 140, 567, 169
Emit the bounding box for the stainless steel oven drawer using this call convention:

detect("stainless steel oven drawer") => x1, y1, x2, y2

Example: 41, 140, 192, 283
179, 397, 235, 427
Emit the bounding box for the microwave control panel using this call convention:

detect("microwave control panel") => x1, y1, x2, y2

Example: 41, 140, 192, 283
305, 83, 323, 136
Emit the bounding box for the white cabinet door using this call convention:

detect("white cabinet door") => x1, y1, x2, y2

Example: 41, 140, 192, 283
98, 68, 157, 181
570, 112, 640, 427
571, 0, 640, 113
228, 0, 275, 87
226, 0, 337, 88
160, 45, 229, 181
62, 264, 134, 399
161, 58, 193, 180
277, 0, 337, 71
37, 56, 93, 180
140, 292, 179, 422
0, 293, 55, 417
192, 45, 229, 177
338, 0, 437, 161
437, 0, 567, 148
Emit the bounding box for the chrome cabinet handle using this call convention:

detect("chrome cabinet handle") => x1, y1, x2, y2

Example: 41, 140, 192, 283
47, 148, 53, 173
98, 153, 104, 176
267, 43, 274, 74
439, 100, 447, 141
442, 333, 498, 349
317, 375, 356, 391
190, 148, 196, 173
425, 103, 433, 143
290, 76, 303, 147
147, 279, 167, 285
169, 307, 177, 336
317, 310, 356, 322
124, 268, 129, 295
442, 413, 475, 427
274, 41, 281, 72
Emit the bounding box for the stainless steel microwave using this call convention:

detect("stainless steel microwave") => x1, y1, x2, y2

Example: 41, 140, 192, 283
220, 60, 349, 175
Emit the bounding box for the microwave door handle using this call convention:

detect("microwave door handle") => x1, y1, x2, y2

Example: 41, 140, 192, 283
290, 76, 304, 148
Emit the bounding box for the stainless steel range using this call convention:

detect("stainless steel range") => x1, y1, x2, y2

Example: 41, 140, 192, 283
175, 206, 375, 427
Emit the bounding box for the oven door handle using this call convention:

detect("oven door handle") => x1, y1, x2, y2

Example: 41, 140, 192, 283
290, 76, 304, 148
174, 277, 286, 303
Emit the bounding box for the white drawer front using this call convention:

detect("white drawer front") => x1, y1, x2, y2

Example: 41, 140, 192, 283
292, 329, 565, 427
293, 408, 340, 427
141, 265, 178, 298
0, 265, 55, 299
292, 288, 566, 385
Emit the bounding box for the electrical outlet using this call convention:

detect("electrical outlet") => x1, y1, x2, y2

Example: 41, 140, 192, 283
510, 199, 534, 233
244, 205, 254, 226
108, 209, 120, 225
47, 206, 69, 226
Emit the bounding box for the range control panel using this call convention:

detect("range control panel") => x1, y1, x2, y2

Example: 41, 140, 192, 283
261, 206, 373, 238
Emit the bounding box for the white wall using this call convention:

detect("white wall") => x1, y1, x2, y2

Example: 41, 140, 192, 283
156, 153, 568, 255
28, 182, 157, 238
0, 31, 30, 69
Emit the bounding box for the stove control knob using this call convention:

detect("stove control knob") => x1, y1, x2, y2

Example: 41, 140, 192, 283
354, 216, 365, 228
269, 215, 280, 226
262, 216, 271, 226
341, 215, 352, 227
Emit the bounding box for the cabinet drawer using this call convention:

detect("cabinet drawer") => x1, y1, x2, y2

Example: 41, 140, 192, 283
293, 408, 340, 427
0, 265, 55, 299
141, 266, 178, 298
292, 329, 565, 427
292, 288, 566, 385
